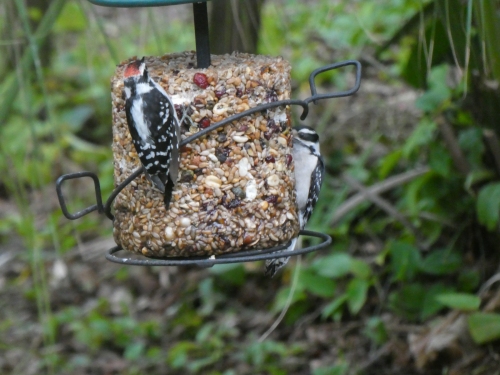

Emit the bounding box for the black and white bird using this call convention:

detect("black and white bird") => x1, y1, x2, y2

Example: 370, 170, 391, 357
123, 57, 181, 209
265, 126, 325, 277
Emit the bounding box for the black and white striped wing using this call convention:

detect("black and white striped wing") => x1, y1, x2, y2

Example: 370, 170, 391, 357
125, 82, 180, 207
301, 155, 325, 225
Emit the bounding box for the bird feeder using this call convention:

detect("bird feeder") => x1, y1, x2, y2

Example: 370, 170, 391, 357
56, 0, 361, 267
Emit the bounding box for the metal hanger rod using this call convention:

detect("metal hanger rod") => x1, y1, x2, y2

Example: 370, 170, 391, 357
193, 2, 211, 68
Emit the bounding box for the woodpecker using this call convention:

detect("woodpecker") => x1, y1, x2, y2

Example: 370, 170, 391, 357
265, 126, 325, 277
123, 57, 180, 209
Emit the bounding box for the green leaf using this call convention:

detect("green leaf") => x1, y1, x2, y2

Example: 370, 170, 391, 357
458, 270, 480, 292
167, 341, 197, 368
467, 313, 500, 344
465, 169, 495, 192
378, 149, 402, 179
429, 143, 453, 177
350, 259, 372, 279
313, 363, 348, 375
299, 269, 336, 298
421, 283, 454, 320
415, 65, 452, 112
477, 182, 500, 230
404, 172, 434, 216
124, 341, 145, 360
346, 278, 369, 315
402, 119, 436, 158
389, 283, 426, 321
210, 263, 245, 286
419, 249, 462, 275
312, 253, 352, 279
435, 293, 481, 311
389, 241, 421, 281
61, 105, 94, 132
458, 128, 485, 169
272, 287, 307, 313
363, 317, 388, 346
321, 294, 348, 319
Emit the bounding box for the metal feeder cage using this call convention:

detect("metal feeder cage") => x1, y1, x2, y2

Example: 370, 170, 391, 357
56, 0, 362, 267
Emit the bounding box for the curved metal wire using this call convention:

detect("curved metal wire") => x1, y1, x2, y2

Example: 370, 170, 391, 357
307, 60, 362, 105
56, 172, 104, 219
55, 60, 360, 265
56, 60, 361, 222
105, 230, 331, 267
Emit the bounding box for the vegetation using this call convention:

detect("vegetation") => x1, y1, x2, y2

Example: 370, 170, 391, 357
1, 0, 500, 374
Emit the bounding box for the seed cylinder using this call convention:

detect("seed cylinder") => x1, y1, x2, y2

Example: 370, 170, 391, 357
111, 51, 299, 257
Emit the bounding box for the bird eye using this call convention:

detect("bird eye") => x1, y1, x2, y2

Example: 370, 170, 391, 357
299, 132, 318, 143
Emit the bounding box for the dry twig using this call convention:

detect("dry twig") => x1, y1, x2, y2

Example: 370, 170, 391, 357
331, 167, 430, 226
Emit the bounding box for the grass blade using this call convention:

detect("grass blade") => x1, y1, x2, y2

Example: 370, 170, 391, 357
0, 0, 65, 124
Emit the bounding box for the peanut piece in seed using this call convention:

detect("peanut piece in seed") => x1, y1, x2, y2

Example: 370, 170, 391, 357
205, 175, 222, 188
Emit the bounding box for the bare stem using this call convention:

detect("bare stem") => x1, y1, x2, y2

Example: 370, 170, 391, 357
331, 167, 430, 226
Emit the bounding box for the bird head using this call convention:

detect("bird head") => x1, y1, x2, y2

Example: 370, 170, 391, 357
124, 57, 146, 79
123, 57, 148, 99
293, 125, 321, 154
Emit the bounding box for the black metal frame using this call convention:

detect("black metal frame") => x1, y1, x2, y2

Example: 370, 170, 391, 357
55, 60, 361, 266
106, 230, 330, 267
193, 2, 211, 68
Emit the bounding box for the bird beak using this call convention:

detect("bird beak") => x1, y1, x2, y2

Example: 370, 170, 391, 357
291, 128, 298, 137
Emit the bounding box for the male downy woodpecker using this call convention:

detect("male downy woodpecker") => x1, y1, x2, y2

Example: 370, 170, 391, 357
123, 58, 181, 209
265, 126, 325, 277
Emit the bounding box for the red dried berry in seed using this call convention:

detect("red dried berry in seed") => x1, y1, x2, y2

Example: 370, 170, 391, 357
199, 117, 211, 128
243, 235, 254, 245
265, 155, 275, 163
264, 131, 273, 140
215, 88, 226, 98
285, 154, 293, 166
268, 120, 279, 133
265, 195, 278, 204
265, 89, 278, 103
193, 73, 209, 89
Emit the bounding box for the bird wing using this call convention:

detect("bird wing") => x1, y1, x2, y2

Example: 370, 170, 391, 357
302, 155, 325, 225
150, 80, 180, 187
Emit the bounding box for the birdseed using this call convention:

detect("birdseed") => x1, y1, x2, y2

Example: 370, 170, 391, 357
111, 51, 299, 257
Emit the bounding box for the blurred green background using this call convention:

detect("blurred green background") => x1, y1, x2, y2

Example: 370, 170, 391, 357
1, 0, 500, 374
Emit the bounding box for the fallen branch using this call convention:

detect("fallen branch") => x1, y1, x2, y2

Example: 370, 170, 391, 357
342, 173, 427, 248
331, 167, 430, 226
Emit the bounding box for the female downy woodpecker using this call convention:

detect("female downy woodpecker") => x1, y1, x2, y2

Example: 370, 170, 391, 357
265, 126, 325, 277
123, 58, 181, 209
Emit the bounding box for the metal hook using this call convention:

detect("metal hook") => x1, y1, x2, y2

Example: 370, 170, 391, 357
306, 60, 362, 105
55, 171, 104, 220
